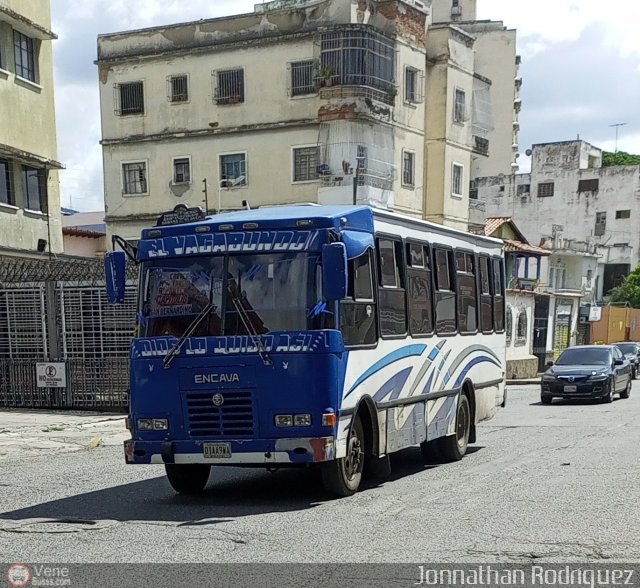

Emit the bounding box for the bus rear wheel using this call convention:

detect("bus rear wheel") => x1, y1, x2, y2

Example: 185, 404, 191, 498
321, 415, 364, 497
165, 464, 211, 494
438, 394, 471, 462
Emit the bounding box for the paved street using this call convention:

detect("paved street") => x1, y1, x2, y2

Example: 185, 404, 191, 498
1, 384, 639, 563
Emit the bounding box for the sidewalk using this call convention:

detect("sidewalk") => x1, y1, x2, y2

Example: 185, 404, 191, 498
0, 409, 129, 460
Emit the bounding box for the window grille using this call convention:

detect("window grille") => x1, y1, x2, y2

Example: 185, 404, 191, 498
578, 178, 599, 192
214, 69, 244, 105
594, 212, 606, 236
615, 209, 631, 220
122, 162, 148, 194
320, 30, 395, 95
114, 81, 144, 115
293, 147, 319, 182
14, 31, 35, 82
168, 74, 188, 102
290, 61, 316, 96
537, 182, 554, 198
173, 158, 191, 184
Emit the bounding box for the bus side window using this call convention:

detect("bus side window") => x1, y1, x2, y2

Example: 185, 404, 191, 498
455, 251, 478, 334
340, 250, 377, 346
492, 258, 505, 332
376, 238, 407, 337
433, 248, 457, 335
406, 242, 433, 336
479, 255, 494, 333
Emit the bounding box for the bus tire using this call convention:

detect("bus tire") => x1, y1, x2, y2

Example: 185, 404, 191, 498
165, 464, 211, 494
321, 415, 364, 497
438, 394, 470, 462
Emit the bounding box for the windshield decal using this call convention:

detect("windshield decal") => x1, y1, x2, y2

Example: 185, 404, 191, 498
308, 301, 334, 319
139, 230, 322, 259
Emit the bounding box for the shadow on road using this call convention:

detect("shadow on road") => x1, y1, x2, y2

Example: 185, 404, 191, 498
530, 398, 620, 407
0, 446, 478, 523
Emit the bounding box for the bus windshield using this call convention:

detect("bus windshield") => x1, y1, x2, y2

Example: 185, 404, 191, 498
140, 252, 331, 338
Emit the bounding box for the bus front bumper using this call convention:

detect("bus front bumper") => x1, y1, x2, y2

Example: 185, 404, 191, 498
124, 436, 336, 466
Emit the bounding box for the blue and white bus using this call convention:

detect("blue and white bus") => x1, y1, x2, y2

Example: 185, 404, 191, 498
106, 204, 506, 496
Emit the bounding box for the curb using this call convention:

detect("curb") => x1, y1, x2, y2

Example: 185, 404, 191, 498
507, 380, 540, 386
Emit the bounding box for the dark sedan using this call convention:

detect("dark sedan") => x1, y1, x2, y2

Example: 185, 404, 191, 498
541, 345, 632, 404
614, 342, 640, 379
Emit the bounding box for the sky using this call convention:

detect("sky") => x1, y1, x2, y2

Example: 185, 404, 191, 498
50, 0, 640, 212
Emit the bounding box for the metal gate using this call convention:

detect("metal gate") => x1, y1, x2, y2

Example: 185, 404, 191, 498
0, 254, 137, 411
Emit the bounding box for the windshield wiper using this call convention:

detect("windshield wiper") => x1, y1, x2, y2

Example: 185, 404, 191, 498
227, 285, 273, 367
163, 302, 217, 369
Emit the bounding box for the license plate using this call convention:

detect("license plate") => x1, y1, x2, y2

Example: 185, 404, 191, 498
563, 385, 577, 393
203, 442, 232, 459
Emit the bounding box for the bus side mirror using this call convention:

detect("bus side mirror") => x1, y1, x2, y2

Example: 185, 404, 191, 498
105, 251, 127, 304
322, 242, 348, 301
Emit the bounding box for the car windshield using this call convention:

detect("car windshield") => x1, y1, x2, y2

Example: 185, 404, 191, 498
139, 252, 332, 337
555, 348, 611, 366
616, 343, 637, 355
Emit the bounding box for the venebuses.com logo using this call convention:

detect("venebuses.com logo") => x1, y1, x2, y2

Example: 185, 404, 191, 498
7, 565, 31, 587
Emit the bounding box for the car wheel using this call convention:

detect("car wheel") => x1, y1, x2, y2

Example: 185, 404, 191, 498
541, 394, 553, 405
621, 376, 632, 399
602, 380, 614, 404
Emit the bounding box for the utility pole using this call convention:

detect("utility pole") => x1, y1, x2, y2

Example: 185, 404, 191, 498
609, 123, 627, 153
202, 178, 209, 213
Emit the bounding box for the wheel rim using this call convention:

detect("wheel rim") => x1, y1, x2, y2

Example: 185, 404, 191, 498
344, 427, 363, 481
456, 399, 470, 451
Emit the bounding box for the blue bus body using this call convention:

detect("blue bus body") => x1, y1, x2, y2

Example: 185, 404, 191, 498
110, 205, 506, 495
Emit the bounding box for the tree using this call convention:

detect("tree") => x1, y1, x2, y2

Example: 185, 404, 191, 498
602, 151, 640, 167
607, 265, 640, 308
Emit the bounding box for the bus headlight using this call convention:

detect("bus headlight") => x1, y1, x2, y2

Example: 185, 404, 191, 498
137, 418, 169, 431
275, 415, 293, 427
293, 414, 312, 427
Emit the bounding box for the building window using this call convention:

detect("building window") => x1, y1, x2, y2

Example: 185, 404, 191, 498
172, 157, 191, 184
515, 311, 528, 346
454, 89, 466, 123
293, 146, 319, 183
122, 162, 148, 195
594, 211, 606, 236
616, 209, 631, 219
404, 67, 423, 104
320, 29, 395, 94
220, 153, 247, 186
452, 163, 463, 197
290, 60, 316, 97
517, 184, 530, 195
0, 159, 14, 206
13, 31, 36, 82
22, 166, 47, 213
168, 74, 188, 102
402, 151, 415, 187
578, 178, 599, 192
115, 81, 144, 116
537, 182, 554, 198
215, 69, 244, 105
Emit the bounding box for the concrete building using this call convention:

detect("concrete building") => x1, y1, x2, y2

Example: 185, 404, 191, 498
97, 0, 431, 240
96, 0, 519, 239
0, 0, 63, 255
430, 0, 521, 179
62, 210, 107, 258
477, 140, 640, 300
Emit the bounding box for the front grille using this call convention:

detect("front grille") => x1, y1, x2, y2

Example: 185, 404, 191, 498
548, 382, 601, 394
185, 391, 254, 438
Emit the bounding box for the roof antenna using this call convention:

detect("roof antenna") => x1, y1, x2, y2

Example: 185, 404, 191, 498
242, 200, 251, 210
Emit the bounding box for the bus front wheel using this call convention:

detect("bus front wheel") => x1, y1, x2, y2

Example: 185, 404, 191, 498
165, 464, 211, 494
438, 394, 471, 462
321, 415, 364, 497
